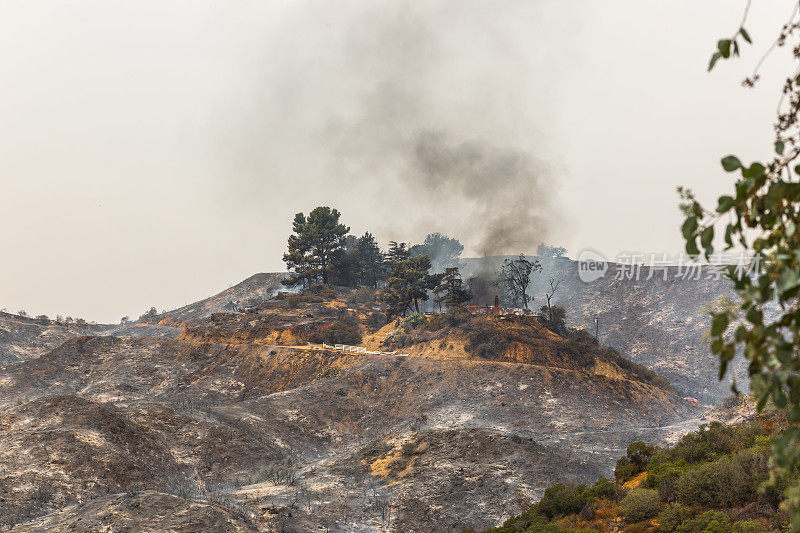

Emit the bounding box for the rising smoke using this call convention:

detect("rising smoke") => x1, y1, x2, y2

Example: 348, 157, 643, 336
231, 1, 568, 257
411, 130, 554, 256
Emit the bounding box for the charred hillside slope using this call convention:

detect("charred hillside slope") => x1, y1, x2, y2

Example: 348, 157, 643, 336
0, 285, 701, 531
460, 257, 741, 403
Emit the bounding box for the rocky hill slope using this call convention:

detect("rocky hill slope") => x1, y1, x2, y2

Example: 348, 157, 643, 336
158, 272, 287, 323
0, 284, 702, 532
460, 257, 740, 403
0, 310, 182, 366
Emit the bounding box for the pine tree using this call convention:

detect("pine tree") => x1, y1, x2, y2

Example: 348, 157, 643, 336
385, 241, 410, 265
383, 254, 435, 316
356, 232, 384, 287
283, 206, 350, 286
433, 267, 471, 311
283, 212, 313, 287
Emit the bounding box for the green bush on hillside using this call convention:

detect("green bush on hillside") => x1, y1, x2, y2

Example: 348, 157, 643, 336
656, 421, 767, 466
615, 441, 656, 483
536, 483, 588, 521
487, 414, 792, 533
308, 312, 362, 345
731, 521, 768, 533
621, 488, 660, 522
675, 510, 731, 533
658, 503, 696, 532
675, 449, 768, 508
399, 313, 426, 332
486, 511, 558, 533
582, 476, 623, 502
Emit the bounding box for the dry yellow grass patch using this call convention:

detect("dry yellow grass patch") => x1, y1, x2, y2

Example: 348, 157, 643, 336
622, 471, 648, 491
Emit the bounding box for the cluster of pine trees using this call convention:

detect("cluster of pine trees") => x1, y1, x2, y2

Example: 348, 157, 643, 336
282, 206, 471, 317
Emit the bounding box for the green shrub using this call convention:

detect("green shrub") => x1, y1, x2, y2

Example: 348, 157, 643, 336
662, 421, 767, 466
675, 510, 731, 533
614, 457, 639, 483
627, 442, 657, 469
348, 287, 376, 304
399, 313, 426, 332
645, 459, 685, 488
675, 449, 767, 508
486, 511, 558, 533
308, 312, 362, 345
621, 488, 660, 522
615, 441, 656, 482
732, 520, 767, 533
582, 476, 623, 502
646, 462, 685, 503
658, 503, 696, 532
534, 483, 588, 520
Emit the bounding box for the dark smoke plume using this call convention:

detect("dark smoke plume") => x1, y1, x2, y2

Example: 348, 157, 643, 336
231, 2, 566, 257
411, 130, 555, 256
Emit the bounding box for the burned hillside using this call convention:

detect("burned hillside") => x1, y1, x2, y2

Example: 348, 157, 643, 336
0, 277, 705, 531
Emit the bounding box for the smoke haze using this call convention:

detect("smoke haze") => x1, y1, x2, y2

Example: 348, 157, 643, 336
0, 1, 786, 321
222, 1, 568, 256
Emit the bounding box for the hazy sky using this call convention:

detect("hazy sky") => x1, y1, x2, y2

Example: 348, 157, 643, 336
0, 1, 793, 322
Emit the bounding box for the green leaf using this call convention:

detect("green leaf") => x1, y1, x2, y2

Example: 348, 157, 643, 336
724, 224, 736, 246
721, 155, 742, 172
681, 216, 698, 239
686, 238, 700, 257
718, 39, 732, 58
708, 51, 722, 71
740, 27, 752, 44
776, 140, 785, 155
711, 312, 729, 336
716, 196, 735, 213
777, 344, 794, 365
746, 307, 762, 324
743, 162, 766, 178
701, 226, 714, 250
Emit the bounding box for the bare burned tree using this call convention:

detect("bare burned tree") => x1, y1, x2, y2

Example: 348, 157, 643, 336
496, 254, 541, 309
543, 277, 563, 322
364, 482, 391, 530
299, 484, 313, 512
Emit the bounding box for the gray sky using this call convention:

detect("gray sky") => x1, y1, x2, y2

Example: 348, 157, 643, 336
0, 1, 792, 322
